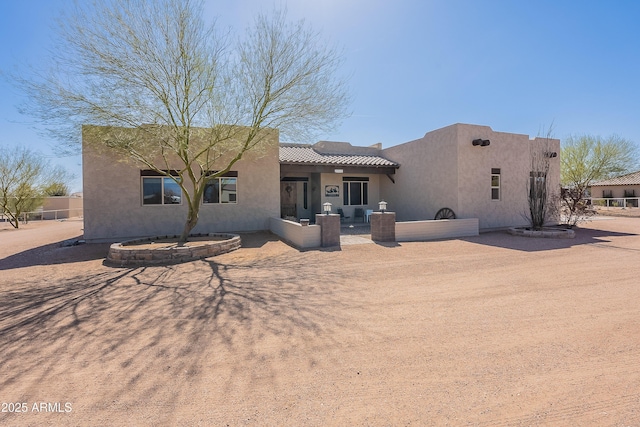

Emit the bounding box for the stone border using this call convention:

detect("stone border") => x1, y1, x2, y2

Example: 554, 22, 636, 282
106, 233, 241, 266
508, 227, 575, 239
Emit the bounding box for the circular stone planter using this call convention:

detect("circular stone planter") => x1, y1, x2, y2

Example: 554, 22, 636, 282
106, 233, 241, 266
508, 226, 575, 239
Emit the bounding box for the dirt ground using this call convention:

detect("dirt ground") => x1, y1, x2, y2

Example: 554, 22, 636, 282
1, 217, 640, 426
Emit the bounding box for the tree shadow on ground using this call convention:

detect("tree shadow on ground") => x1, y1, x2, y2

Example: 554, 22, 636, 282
0, 231, 280, 270
0, 238, 111, 270
461, 227, 639, 253
235, 231, 282, 248
0, 249, 355, 422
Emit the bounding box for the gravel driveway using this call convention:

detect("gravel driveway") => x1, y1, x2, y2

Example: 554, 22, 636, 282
1, 217, 639, 426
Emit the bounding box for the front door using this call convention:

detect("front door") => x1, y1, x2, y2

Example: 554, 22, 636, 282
281, 182, 297, 219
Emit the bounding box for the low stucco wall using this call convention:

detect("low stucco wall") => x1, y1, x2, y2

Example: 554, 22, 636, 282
269, 217, 321, 249
395, 218, 479, 242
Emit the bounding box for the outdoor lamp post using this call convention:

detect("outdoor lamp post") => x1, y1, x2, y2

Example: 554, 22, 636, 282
323, 202, 332, 215
378, 200, 387, 213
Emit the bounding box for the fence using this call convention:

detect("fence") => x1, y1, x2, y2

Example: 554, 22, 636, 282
0, 208, 83, 225
589, 198, 640, 209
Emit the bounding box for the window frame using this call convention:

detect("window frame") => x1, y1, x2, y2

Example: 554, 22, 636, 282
491, 168, 501, 201
140, 170, 183, 206
342, 177, 369, 206
203, 171, 238, 205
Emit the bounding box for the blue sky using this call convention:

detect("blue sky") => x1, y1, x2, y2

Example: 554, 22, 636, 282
2, 0, 640, 192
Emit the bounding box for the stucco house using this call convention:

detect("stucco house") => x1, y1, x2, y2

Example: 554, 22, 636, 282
41, 195, 84, 220
82, 125, 281, 242
82, 123, 560, 242
282, 123, 559, 231
381, 124, 560, 230
589, 170, 640, 207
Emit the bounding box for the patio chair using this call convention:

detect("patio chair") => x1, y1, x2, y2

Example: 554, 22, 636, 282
353, 208, 365, 223
337, 208, 350, 223
365, 209, 374, 222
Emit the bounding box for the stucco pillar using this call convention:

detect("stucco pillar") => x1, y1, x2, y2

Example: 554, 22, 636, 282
315, 214, 341, 247
371, 212, 396, 242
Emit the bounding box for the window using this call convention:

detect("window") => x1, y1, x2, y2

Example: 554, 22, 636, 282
342, 177, 369, 206
141, 170, 182, 205
204, 171, 238, 204
491, 168, 501, 200
303, 182, 308, 209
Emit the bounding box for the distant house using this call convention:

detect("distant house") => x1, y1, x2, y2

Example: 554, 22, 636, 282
590, 170, 640, 207
41, 195, 83, 220
82, 123, 560, 242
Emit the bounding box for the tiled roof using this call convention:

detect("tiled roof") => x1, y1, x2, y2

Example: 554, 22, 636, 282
279, 144, 398, 167
591, 170, 640, 186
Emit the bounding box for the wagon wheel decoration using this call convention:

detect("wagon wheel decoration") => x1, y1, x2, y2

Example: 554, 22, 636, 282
434, 207, 456, 220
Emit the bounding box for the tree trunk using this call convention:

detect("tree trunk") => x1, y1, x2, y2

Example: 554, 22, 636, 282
179, 201, 200, 243
6, 212, 19, 229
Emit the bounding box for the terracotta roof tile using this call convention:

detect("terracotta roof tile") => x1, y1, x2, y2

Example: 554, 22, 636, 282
591, 170, 640, 186
279, 145, 398, 167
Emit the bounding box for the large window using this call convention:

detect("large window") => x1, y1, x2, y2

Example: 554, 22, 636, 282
141, 170, 182, 205
491, 168, 501, 201
343, 177, 369, 206
204, 171, 238, 204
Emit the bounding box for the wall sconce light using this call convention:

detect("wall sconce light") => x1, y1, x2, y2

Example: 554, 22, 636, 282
544, 151, 558, 158
378, 200, 387, 213
472, 139, 490, 147
323, 202, 332, 215
334, 168, 344, 174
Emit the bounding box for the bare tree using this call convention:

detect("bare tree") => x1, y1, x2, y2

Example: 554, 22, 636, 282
0, 147, 49, 228
16, 0, 350, 241
43, 165, 74, 196
526, 127, 559, 230
561, 134, 638, 227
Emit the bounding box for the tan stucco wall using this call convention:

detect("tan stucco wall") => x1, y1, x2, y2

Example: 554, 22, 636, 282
269, 217, 321, 248
82, 126, 280, 242
381, 125, 459, 221
382, 124, 560, 230
42, 196, 84, 219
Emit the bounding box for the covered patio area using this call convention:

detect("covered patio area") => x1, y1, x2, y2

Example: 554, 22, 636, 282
279, 141, 399, 223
